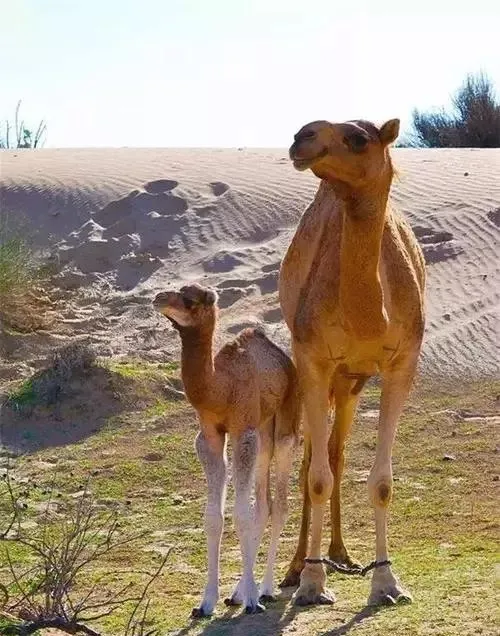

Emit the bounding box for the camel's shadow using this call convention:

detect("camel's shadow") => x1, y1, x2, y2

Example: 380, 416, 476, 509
173, 588, 384, 636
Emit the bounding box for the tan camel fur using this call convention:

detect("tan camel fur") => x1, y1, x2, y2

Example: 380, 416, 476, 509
278, 118, 425, 606
153, 284, 300, 616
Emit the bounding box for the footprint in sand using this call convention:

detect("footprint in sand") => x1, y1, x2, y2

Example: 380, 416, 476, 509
144, 179, 179, 194
413, 225, 462, 264
209, 181, 230, 197
216, 287, 246, 309
262, 307, 283, 323
255, 271, 279, 294
202, 250, 244, 273
217, 278, 254, 289
487, 208, 500, 227
94, 190, 188, 229
261, 262, 280, 274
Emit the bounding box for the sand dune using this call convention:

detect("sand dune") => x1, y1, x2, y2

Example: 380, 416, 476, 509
1, 147, 499, 382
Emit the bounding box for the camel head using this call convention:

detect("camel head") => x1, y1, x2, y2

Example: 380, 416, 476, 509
153, 283, 218, 330
289, 118, 399, 188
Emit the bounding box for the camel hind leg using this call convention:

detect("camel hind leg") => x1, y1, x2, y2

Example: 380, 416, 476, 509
260, 402, 298, 599
225, 420, 273, 608
231, 427, 265, 614
327, 372, 362, 569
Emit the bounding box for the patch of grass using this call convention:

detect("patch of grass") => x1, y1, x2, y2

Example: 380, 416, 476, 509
5, 379, 36, 409
109, 359, 180, 378
1, 380, 498, 635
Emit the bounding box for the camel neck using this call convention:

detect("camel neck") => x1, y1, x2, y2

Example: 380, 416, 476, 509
338, 174, 392, 340
179, 324, 215, 408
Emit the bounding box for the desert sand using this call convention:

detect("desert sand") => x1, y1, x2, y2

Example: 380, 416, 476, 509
1, 147, 499, 383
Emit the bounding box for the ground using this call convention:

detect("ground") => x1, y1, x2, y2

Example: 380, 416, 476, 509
0, 361, 498, 636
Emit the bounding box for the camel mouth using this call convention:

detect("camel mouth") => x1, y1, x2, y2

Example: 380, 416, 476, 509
292, 157, 311, 171
291, 148, 328, 172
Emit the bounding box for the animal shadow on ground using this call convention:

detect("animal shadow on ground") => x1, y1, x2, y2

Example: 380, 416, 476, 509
174, 588, 383, 636
318, 604, 383, 636
1, 365, 137, 454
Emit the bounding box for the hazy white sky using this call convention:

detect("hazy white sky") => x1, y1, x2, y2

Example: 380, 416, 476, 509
1, 0, 499, 147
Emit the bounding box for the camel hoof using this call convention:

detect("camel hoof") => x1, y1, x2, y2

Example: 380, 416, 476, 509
368, 590, 411, 606
245, 602, 266, 614
224, 596, 242, 607
259, 594, 277, 603
191, 606, 212, 618
293, 589, 336, 606
368, 567, 412, 607
369, 590, 413, 607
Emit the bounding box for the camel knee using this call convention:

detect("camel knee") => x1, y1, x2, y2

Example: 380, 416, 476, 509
272, 481, 289, 520
233, 499, 254, 537
205, 503, 224, 535
368, 470, 393, 508
308, 464, 333, 505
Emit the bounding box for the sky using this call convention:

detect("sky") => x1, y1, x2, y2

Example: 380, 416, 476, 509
1, 0, 499, 147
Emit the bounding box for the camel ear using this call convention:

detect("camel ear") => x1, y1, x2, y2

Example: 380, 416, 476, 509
379, 119, 400, 146
204, 289, 218, 306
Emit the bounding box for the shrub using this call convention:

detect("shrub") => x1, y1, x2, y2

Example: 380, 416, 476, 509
408, 72, 500, 148
6, 341, 97, 413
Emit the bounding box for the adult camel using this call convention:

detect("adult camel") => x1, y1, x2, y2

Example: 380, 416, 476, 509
278, 118, 425, 606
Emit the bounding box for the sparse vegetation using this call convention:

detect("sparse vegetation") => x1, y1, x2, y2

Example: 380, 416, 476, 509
0, 213, 55, 333
0, 101, 46, 149
404, 72, 500, 148
1, 370, 498, 635
0, 474, 168, 635
6, 342, 97, 414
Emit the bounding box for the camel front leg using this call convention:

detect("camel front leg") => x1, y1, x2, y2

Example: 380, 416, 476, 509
279, 434, 311, 588
191, 431, 227, 618
367, 366, 415, 606
292, 366, 335, 606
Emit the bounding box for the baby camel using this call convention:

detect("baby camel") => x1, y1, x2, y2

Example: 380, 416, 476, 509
153, 284, 300, 616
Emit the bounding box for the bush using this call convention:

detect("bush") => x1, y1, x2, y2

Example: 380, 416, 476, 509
6, 341, 97, 413
1, 472, 167, 635
408, 72, 500, 148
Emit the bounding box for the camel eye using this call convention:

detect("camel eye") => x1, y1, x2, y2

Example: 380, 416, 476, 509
182, 296, 194, 309
295, 129, 316, 142
346, 133, 369, 152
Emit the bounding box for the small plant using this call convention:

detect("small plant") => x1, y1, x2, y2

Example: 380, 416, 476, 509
0, 101, 46, 149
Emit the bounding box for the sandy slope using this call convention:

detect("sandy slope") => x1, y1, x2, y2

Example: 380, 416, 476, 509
1, 147, 499, 382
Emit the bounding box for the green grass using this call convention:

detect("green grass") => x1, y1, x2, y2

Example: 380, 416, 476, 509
5, 379, 36, 410
108, 359, 180, 379
1, 378, 498, 635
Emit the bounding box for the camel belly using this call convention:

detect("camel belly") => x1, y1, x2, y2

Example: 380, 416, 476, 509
294, 317, 403, 377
